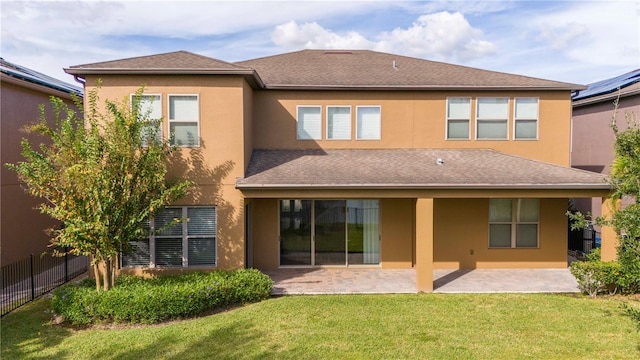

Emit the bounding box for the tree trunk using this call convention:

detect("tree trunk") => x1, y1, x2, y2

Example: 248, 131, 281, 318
103, 258, 112, 291
93, 263, 101, 291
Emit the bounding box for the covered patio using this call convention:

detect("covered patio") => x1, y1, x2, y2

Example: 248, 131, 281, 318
264, 268, 580, 295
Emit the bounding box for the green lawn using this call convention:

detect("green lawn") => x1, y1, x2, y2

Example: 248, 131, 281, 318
2, 294, 638, 359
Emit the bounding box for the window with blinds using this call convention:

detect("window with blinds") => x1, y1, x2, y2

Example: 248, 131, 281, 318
356, 106, 381, 140
446, 97, 471, 140
169, 95, 199, 147
297, 106, 322, 140
476, 97, 509, 139
132, 94, 162, 145
514, 98, 538, 140
327, 106, 351, 140
121, 206, 217, 268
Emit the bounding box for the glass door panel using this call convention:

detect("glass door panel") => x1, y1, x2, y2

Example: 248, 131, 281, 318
347, 200, 380, 265
280, 200, 312, 265
314, 200, 347, 265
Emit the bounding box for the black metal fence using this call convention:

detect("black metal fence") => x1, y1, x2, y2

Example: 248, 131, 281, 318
1, 252, 89, 316
569, 225, 601, 255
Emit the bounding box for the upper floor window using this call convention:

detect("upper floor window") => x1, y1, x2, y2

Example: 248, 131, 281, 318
446, 97, 471, 139
131, 94, 162, 145
489, 199, 538, 248
476, 98, 509, 140
327, 106, 351, 140
169, 95, 199, 147
297, 106, 322, 140
356, 106, 381, 140
514, 98, 539, 140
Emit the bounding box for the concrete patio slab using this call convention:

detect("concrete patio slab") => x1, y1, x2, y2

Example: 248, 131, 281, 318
433, 268, 580, 293
264, 268, 579, 295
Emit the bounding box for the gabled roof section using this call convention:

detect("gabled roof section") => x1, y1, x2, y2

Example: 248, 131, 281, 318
572, 69, 640, 106
65, 51, 264, 87
236, 50, 584, 91
237, 148, 609, 190
1, 58, 82, 96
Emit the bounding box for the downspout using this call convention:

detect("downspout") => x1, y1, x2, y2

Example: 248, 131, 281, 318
73, 75, 86, 86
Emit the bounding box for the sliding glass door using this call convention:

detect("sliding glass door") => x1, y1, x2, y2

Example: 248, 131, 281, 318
280, 200, 312, 265
280, 199, 379, 266
347, 200, 380, 265
314, 200, 347, 265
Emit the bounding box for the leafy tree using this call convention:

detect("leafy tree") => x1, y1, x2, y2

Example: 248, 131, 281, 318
568, 97, 640, 292
5, 85, 192, 291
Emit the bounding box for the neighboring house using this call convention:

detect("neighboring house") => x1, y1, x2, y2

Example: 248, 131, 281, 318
65, 50, 612, 291
1, 58, 83, 266
571, 69, 640, 219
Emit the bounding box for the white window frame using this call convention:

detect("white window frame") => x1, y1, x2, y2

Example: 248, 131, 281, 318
488, 199, 539, 248
121, 206, 217, 268
513, 97, 539, 140
168, 94, 200, 147
476, 97, 509, 140
131, 93, 163, 145
297, 105, 322, 140
326, 105, 352, 140
445, 97, 471, 140
356, 105, 382, 140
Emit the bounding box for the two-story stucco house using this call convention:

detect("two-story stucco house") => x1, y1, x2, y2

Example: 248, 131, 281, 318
64, 50, 613, 291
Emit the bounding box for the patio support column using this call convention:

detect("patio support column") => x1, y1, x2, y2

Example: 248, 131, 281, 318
415, 198, 434, 292
600, 195, 619, 262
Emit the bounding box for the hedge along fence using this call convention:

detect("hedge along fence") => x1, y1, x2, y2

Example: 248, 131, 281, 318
51, 269, 273, 325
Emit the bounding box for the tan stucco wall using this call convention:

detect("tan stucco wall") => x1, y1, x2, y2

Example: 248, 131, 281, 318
251, 90, 572, 166
380, 198, 414, 268
248, 197, 569, 271
250, 199, 279, 270
433, 198, 568, 268
1, 79, 79, 265
83, 75, 251, 269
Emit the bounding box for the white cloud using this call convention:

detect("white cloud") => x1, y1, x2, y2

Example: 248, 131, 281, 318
537, 22, 590, 50
0, 0, 391, 82
272, 21, 374, 49
377, 11, 496, 61
527, 1, 639, 68
272, 11, 495, 62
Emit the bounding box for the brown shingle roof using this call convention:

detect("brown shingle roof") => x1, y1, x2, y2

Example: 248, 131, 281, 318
66, 49, 584, 91
236, 149, 609, 190
68, 51, 248, 71
236, 50, 584, 90
65, 51, 264, 87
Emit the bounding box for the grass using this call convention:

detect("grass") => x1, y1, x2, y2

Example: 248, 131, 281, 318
2, 294, 639, 359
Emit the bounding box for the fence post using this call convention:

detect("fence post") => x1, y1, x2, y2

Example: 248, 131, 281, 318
65, 252, 69, 283
30, 254, 35, 301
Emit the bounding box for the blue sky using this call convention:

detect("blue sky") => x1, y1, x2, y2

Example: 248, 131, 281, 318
1, 0, 638, 86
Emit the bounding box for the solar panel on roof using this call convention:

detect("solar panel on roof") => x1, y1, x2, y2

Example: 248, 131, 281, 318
0, 58, 82, 96
572, 69, 640, 101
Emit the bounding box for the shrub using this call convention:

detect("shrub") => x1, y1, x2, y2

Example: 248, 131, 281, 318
585, 248, 601, 262
51, 269, 273, 325
622, 302, 640, 330
570, 261, 621, 296
617, 236, 640, 293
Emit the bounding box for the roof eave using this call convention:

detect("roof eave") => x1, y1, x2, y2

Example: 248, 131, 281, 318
235, 183, 611, 190
0, 71, 82, 99
63, 68, 266, 88
262, 84, 585, 91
